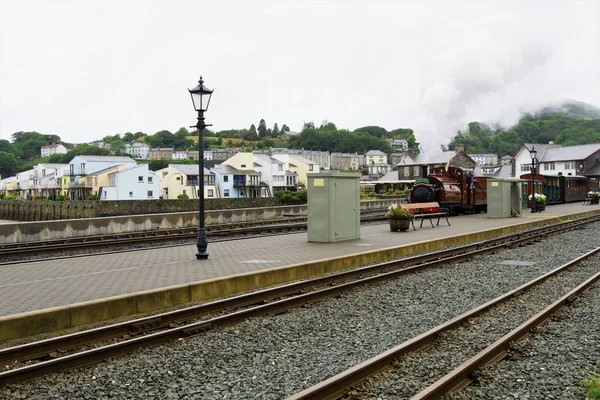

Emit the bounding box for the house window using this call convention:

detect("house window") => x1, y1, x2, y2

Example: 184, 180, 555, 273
183, 190, 187, 195
138, 176, 143, 182
520, 164, 532, 172
147, 190, 153, 197
224, 189, 230, 197
129, 191, 133, 197
103, 192, 107, 199
548, 163, 555, 171
278, 165, 283, 171
208, 189, 214, 197
148, 176, 153, 183
224, 176, 229, 182
309, 165, 314, 171
241, 164, 246, 168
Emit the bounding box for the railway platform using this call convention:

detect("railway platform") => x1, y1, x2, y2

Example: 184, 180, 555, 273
1, 202, 599, 341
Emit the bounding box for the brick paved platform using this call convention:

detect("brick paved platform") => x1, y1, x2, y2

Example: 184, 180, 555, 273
1, 202, 598, 340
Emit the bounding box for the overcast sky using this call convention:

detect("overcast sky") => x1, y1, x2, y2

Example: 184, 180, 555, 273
1, 0, 599, 152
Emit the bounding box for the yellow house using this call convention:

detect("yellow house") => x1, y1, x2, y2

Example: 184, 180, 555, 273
272, 154, 320, 188
365, 150, 388, 165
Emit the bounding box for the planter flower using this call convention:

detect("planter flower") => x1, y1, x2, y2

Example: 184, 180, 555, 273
528, 193, 547, 205
387, 204, 413, 232
588, 191, 600, 205
386, 204, 413, 219
528, 193, 547, 212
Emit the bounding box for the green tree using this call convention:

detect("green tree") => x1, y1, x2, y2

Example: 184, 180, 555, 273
0, 139, 12, 153
271, 123, 280, 138
280, 124, 290, 133
302, 121, 315, 130
258, 119, 268, 138
319, 121, 337, 131
11, 131, 61, 160
108, 140, 126, 155
0, 151, 18, 177
148, 160, 169, 171
354, 126, 387, 137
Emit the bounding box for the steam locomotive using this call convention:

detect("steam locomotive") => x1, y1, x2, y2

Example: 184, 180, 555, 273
409, 167, 488, 215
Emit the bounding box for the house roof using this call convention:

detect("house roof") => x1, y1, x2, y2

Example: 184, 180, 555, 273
76, 155, 136, 163
211, 164, 245, 175
366, 150, 386, 156
254, 154, 284, 165
170, 164, 212, 175
288, 154, 319, 165
541, 144, 600, 162
88, 165, 122, 176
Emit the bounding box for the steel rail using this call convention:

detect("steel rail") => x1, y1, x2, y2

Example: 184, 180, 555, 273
0, 218, 596, 386
412, 264, 600, 399
285, 247, 600, 400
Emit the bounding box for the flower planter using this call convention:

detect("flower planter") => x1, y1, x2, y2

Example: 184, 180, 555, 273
534, 203, 545, 212
389, 217, 411, 232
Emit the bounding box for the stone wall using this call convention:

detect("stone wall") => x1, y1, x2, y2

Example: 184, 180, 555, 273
0, 198, 285, 221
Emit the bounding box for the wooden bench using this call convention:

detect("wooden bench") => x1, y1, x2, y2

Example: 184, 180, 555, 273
401, 202, 450, 230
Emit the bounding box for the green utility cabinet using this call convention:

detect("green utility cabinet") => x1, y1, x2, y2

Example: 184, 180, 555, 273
307, 172, 361, 242
487, 178, 523, 218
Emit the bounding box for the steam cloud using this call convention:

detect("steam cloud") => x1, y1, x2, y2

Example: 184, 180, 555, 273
414, 19, 555, 153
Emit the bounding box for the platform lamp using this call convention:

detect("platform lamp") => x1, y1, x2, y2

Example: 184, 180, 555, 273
189, 76, 213, 260
529, 146, 537, 213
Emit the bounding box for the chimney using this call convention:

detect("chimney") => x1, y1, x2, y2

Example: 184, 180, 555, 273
455, 144, 464, 153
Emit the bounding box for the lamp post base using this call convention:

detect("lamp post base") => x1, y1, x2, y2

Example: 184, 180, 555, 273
196, 228, 209, 260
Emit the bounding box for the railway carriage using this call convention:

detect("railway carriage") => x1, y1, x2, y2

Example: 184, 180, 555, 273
519, 173, 590, 205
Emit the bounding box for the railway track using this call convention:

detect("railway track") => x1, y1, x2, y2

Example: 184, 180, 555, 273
288, 249, 600, 400
1, 214, 598, 387
0, 210, 389, 261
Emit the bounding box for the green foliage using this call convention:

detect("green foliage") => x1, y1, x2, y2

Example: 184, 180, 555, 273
177, 193, 189, 200
0, 151, 18, 177
258, 119, 268, 138
386, 204, 412, 218
88, 194, 97, 200
2, 194, 16, 200
145, 130, 194, 150
450, 112, 600, 156
288, 127, 394, 154
11, 131, 61, 160
274, 190, 306, 204
148, 160, 169, 171
584, 376, 600, 399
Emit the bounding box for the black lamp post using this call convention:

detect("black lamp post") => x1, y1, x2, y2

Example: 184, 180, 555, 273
529, 146, 537, 213
189, 76, 213, 260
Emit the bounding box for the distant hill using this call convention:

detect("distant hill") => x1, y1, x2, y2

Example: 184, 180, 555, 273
537, 100, 600, 119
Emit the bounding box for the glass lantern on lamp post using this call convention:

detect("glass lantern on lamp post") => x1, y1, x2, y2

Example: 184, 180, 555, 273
189, 76, 213, 260
529, 146, 537, 213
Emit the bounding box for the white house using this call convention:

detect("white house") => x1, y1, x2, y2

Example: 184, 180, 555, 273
41, 143, 68, 158
15, 169, 34, 199
32, 163, 69, 198
100, 164, 160, 200
272, 154, 319, 188
68, 155, 137, 200
125, 142, 151, 160
513, 143, 600, 177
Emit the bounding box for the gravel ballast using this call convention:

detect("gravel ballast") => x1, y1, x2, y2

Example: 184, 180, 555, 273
1, 222, 599, 400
